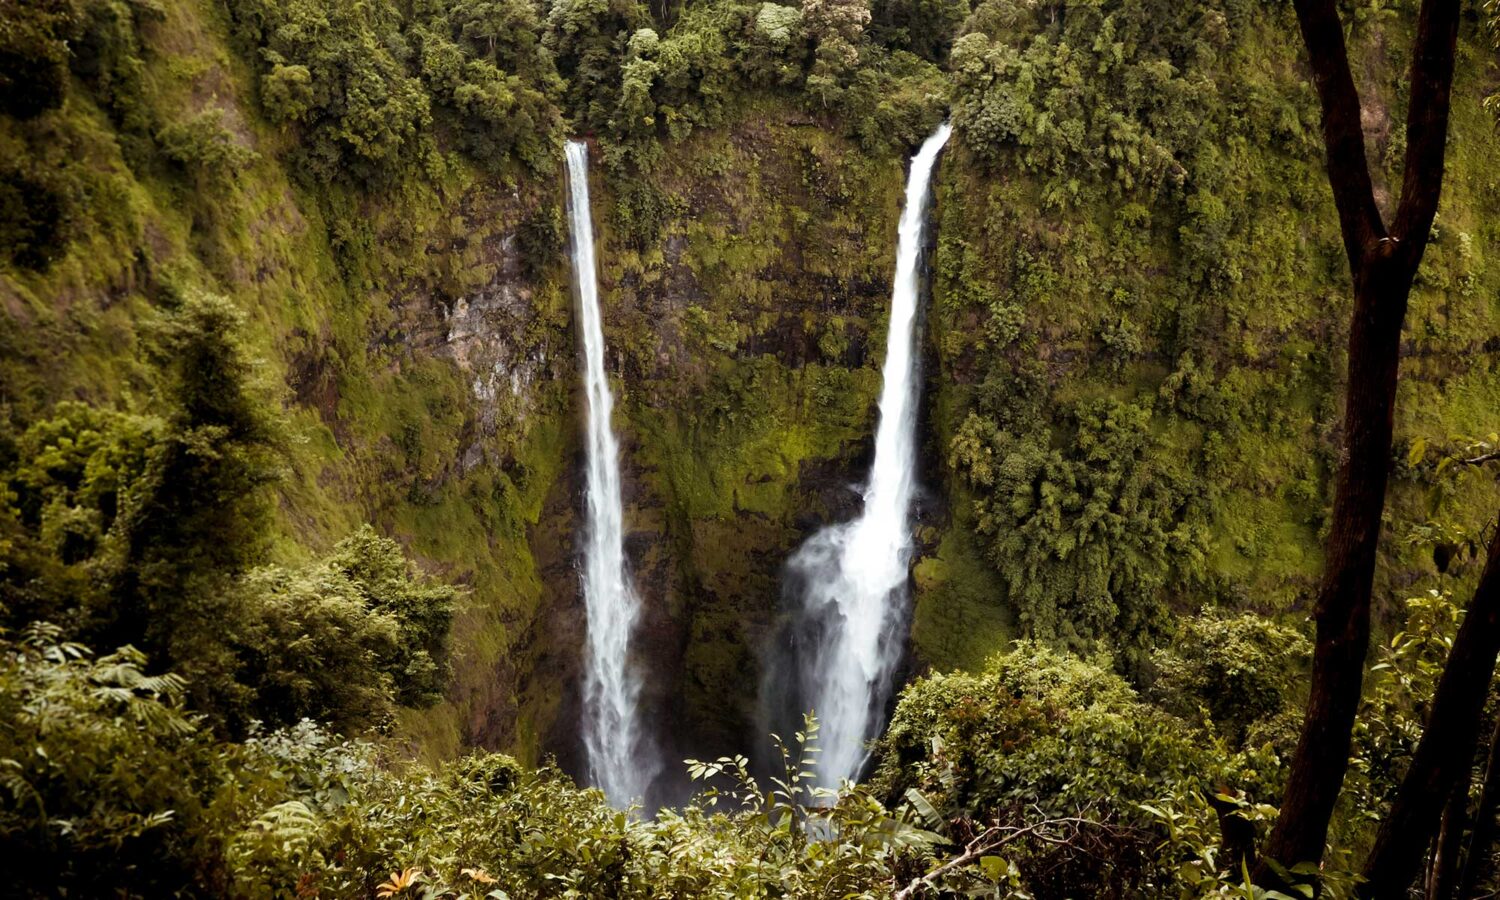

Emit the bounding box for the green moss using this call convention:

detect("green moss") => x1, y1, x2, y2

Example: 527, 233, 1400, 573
0, 0, 581, 762
911, 511, 1013, 673
930, 11, 1500, 654
5, 0, 1498, 767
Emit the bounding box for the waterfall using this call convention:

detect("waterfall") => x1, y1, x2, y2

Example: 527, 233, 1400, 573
564, 139, 655, 807
775, 123, 951, 788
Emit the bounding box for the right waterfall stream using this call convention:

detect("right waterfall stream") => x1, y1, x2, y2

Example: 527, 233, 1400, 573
767, 122, 952, 788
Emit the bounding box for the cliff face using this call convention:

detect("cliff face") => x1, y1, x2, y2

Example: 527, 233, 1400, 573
0, 0, 911, 768
915, 9, 1500, 671
591, 116, 908, 765
4, 0, 1498, 776
0, 0, 570, 762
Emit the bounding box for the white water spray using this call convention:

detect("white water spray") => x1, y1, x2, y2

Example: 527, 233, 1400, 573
785, 123, 951, 788
564, 140, 654, 807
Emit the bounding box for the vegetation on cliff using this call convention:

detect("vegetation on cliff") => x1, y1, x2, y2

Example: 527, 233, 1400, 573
2, 0, 1500, 895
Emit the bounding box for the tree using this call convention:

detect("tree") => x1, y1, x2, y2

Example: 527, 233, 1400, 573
325, 525, 456, 709
1254, 0, 1460, 883
1358, 522, 1500, 898
228, 527, 456, 734
0, 290, 287, 727
867, 0, 967, 61
105, 290, 283, 710
1458, 715, 1500, 898
409, 0, 563, 171
801, 0, 870, 104
234, 0, 433, 182
543, 0, 650, 129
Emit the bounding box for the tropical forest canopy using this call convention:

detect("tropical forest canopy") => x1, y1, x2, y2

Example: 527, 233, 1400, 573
2, 0, 1500, 896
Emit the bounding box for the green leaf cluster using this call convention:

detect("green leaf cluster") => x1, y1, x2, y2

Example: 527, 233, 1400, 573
2, 291, 454, 736
950, 397, 1213, 657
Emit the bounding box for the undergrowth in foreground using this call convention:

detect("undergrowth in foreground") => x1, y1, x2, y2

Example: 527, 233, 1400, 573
5, 601, 1476, 898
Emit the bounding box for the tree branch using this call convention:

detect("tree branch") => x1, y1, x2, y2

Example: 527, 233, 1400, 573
1389, 0, 1462, 260
1255, 0, 1462, 884
1458, 716, 1500, 899
1292, 0, 1387, 272
893, 815, 1120, 900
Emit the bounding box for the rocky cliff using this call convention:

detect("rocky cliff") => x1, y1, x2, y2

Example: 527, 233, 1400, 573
4, 0, 1498, 779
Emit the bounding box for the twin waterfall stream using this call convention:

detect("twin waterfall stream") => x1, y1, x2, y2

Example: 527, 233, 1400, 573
564, 140, 657, 807
564, 126, 951, 806
778, 123, 951, 788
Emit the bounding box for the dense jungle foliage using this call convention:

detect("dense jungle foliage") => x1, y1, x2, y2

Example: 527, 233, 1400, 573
3, 0, 1500, 895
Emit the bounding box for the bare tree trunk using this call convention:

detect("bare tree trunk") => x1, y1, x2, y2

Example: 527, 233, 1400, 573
1458, 717, 1500, 899
1254, 0, 1460, 885
649, 0, 680, 28
1362, 528, 1500, 898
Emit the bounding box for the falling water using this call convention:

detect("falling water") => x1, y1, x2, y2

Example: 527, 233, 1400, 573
777, 123, 951, 788
564, 139, 654, 807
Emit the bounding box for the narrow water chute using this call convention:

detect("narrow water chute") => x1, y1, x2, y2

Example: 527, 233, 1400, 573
774, 123, 952, 788
563, 139, 656, 807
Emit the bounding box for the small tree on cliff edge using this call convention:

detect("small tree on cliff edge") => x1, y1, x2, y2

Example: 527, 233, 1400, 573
1252, 0, 1461, 886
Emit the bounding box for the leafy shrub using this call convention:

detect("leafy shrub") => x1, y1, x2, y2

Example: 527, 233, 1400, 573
156, 107, 260, 174
0, 620, 1400, 900
1, 291, 453, 734
105, 291, 284, 716
949, 399, 1212, 656
323, 525, 456, 709
873, 642, 1241, 813
871, 642, 1281, 897
0, 0, 79, 119
219, 715, 945, 899
2, 400, 161, 623
1147, 612, 1311, 749
2, 650, 933, 900
1345, 589, 1472, 844
516, 199, 565, 276
0, 622, 218, 898
228, 564, 399, 734
802, 0, 871, 105
744, 2, 805, 86
838, 46, 948, 154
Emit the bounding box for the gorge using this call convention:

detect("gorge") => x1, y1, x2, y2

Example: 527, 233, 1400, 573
5, 0, 1500, 894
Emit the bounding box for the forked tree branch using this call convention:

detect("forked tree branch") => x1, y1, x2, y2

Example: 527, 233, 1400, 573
1389, 0, 1462, 258
1255, 0, 1462, 885
893, 814, 1126, 900
1290, 0, 1386, 271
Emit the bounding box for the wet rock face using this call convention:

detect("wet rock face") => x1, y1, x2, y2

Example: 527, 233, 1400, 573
441, 233, 557, 460
529, 443, 589, 777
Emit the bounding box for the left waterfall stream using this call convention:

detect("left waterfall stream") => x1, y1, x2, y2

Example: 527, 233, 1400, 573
564, 139, 657, 809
